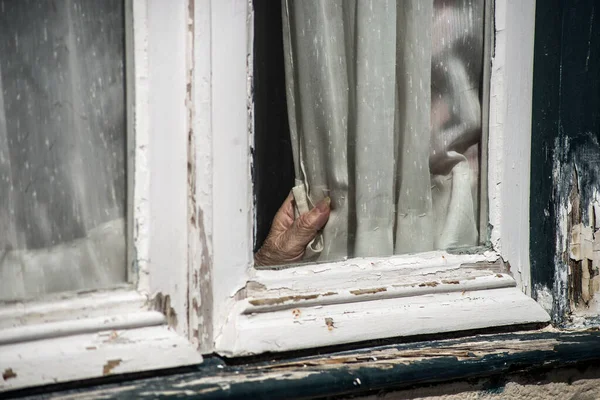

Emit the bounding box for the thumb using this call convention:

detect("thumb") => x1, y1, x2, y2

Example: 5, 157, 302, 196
284, 197, 331, 251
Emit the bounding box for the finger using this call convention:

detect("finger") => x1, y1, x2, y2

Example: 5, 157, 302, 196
271, 193, 295, 233
280, 192, 296, 221
282, 197, 331, 252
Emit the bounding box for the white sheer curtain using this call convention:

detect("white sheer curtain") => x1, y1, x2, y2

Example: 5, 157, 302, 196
282, 0, 481, 262
0, 0, 126, 300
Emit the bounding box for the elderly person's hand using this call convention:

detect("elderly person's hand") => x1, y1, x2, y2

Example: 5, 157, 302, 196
254, 194, 331, 266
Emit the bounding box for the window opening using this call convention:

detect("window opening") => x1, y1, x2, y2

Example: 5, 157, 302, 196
254, 0, 487, 268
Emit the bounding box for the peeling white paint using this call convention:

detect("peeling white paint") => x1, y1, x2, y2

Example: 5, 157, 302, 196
488, 0, 537, 295
215, 287, 549, 357
209, 0, 548, 356
192, 0, 215, 353
0, 1, 204, 392
535, 285, 554, 315
209, 0, 255, 344
131, 0, 151, 296
0, 326, 202, 392
145, 0, 190, 337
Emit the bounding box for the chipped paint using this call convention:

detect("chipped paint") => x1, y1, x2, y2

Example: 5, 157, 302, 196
102, 359, 122, 376
186, 0, 215, 352
13, 330, 600, 399
152, 293, 178, 329
260, 338, 560, 371
191, 0, 217, 353
531, 0, 600, 329
565, 182, 600, 310
196, 205, 214, 349
487, 0, 536, 295
0, 325, 203, 393
350, 288, 387, 296
207, 0, 256, 354
2, 368, 16, 380
535, 285, 555, 316
186, 0, 200, 349
325, 317, 335, 331
554, 150, 600, 323
242, 260, 519, 317
217, 287, 549, 356
248, 292, 337, 307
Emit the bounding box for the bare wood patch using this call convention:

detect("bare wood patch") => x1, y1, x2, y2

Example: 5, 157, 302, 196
350, 288, 387, 295
325, 318, 335, 331
102, 359, 122, 376
2, 368, 16, 380
244, 266, 516, 315
565, 168, 600, 310
257, 338, 560, 372
152, 293, 178, 329
459, 259, 509, 273
249, 292, 337, 307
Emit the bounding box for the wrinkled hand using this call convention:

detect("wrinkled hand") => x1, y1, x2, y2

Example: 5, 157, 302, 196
254, 194, 331, 266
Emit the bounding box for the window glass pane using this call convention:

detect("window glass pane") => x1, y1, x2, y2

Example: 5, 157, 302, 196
0, 0, 127, 300
253, 0, 485, 267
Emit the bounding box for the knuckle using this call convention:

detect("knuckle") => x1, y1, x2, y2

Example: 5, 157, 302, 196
296, 214, 316, 233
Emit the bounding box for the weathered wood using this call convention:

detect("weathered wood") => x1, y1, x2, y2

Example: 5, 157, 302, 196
0, 326, 203, 394
530, 0, 562, 319
216, 287, 549, 357
10, 330, 600, 399
531, 0, 600, 327
192, 0, 215, 353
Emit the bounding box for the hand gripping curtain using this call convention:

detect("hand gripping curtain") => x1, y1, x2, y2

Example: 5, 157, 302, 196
282, 0, 481, 262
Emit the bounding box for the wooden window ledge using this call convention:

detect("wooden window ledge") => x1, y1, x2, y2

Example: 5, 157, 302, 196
6, 328, 600, 399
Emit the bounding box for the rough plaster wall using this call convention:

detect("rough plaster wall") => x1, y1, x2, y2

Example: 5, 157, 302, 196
350, 365, 600, 400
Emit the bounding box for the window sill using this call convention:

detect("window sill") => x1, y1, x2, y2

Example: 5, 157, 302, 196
8, 328, 600, 399
0, 324, 202, 393
217, 286, 550, 357
215, 252, 551, 356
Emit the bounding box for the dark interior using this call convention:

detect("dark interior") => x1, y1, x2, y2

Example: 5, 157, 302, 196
252, 0, 295, 251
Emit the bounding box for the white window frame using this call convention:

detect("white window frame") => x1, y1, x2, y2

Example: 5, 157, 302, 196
0, 0, 202, 392
203, 0, 550, 357
0, 0, 548, 392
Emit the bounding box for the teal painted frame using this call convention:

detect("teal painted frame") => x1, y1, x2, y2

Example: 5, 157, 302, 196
6, 331, 600, 399
530, 0, 600, 324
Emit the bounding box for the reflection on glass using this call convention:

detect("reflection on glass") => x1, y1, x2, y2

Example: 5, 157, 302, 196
255, 0, 485, 267
0, 0, 126, 300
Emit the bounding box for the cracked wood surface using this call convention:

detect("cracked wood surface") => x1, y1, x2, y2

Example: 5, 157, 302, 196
245, 254, 508, 313
12, 329, 600, 399
530, 0, 600, 328
0, 326, 203, 393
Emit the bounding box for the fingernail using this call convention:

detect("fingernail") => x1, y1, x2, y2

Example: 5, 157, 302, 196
315, 197, 331, 213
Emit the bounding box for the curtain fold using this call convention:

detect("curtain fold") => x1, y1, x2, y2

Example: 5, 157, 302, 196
393, 0, 434, 254
282, 0, 481, 263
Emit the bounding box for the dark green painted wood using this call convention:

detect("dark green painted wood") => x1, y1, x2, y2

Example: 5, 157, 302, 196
556, 0, 600, 320
530, 0, 563, 319
8, 331, 600, 399
530, 0, 600, 324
